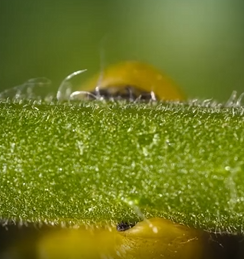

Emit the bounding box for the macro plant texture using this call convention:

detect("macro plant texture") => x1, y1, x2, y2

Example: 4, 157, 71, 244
0, 100, 244, 235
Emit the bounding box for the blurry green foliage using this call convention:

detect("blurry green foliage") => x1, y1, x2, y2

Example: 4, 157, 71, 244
0, 0, 244, 100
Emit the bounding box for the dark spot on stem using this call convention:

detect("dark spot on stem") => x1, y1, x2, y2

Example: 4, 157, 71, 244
116, 221, 135, 232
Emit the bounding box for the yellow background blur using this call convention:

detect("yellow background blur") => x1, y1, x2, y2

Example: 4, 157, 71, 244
0, 0, 244, 101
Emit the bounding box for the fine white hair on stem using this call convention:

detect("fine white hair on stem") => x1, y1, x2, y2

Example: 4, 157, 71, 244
94, 34, 108, 97
225, 91, 244, 107
236, 92, 244, 107
150, 91, 157, 101
225, 91, 238, 107
0, 77, 52, 100
69, 91, 98, 100
57, 69, 87, 101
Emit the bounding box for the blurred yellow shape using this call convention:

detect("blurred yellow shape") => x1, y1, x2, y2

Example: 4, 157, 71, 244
37, 218, 210, 259
80, 61, 185, 101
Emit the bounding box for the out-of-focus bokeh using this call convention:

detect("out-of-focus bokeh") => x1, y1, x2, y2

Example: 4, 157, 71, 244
0, 0, 243, 101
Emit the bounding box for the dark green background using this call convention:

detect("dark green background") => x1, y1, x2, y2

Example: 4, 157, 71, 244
0, 0, 244, 101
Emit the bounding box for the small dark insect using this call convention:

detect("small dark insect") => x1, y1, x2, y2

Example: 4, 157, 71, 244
116, 221, 135, 232
78, 61, 185, 101
88, 85, 157, 101
57, 61, 185, 101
